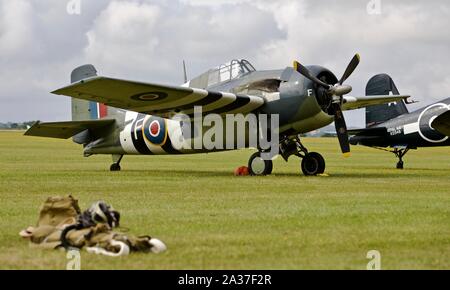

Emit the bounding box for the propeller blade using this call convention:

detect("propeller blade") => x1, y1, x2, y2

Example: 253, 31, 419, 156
339, 54, 360, 85
293, 60, 331, 89
333, 104, 351, 156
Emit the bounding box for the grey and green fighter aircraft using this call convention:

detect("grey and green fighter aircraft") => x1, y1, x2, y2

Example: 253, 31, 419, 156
350, 74, 450, 169
25, 56, 410, 176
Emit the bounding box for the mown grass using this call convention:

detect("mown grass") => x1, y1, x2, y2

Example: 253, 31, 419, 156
0, 131, 449, 269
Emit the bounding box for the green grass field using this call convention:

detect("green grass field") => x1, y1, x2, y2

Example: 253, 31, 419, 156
0, 131, 449, 270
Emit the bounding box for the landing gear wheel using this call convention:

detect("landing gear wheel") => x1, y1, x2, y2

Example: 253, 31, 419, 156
308, 152, 326, 174
248, 152, 273, 176
393, 148, 409, 170
301, 152, 325, 176
110, 163, 121, 172
110, 154, 123, 172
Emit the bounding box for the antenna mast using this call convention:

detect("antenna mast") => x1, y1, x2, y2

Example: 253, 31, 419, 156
183, 60, 188, 83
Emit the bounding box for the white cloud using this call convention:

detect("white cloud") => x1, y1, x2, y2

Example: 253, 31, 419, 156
85, 1, 162, 76
0, 0, 33, 56
248, 0, 450, 120
0, 0, 449, 125
83, 0, 283, 83
180, 0, 252, 6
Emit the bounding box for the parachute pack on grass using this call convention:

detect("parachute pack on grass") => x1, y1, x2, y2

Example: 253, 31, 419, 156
19, 196, 166, 257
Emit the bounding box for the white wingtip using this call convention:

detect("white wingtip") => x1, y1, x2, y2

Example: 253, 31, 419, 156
149, 238, 167, 254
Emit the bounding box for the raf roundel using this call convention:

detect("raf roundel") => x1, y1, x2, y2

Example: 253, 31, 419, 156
150, 121, 160, 137
143, 116, 167, 146
131, 92, 168, 102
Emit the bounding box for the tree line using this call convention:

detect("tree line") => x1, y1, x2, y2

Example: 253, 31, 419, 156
0, 121, 36, 130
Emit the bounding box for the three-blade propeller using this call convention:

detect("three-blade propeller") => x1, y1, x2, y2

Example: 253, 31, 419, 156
293, 54, 360, 156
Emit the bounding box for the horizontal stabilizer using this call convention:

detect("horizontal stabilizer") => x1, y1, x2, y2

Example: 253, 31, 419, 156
431, 110, 450, 136
24, 119, 115, 139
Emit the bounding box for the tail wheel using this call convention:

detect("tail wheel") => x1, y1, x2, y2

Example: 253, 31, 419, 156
301, 152, 325, 176
248, 152, 273, 176
110, 164, 121, 172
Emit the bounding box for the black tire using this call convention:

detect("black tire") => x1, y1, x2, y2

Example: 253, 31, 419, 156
248, 152, 273, 176
301, 152, 325, 176
308, 152, 325, 174
110, 164, 121, 172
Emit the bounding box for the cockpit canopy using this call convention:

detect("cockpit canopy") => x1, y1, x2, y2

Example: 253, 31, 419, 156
189, 59, 256, 89
209, 59, 256, 85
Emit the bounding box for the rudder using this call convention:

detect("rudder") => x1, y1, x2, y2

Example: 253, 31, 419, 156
71, 65, 108, 121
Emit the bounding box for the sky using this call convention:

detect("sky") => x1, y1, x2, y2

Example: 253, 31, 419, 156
0, 0, 449, 127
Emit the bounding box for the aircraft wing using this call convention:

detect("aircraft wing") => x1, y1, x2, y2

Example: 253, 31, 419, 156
52, 77, 265, 117
342, 95, 411, 111
431, 110, 450, 136
348, 127, 388, 136
24, 119, 115, 139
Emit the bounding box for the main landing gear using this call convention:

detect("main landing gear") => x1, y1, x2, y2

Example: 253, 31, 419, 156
247, 135, 326, 176
280, 135, 326, 176
110, 154, 123, 172
374, 147, 411, 169
393, 148, 409, 169
301, 152, 326, 176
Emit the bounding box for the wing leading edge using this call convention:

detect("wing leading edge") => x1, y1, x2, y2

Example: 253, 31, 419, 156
52, 77, 265, 117
431, 110, 450, 136
342, 95, 411, 111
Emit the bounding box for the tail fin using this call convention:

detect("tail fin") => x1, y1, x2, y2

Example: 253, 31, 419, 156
71, 65, 108, 121
365, 74, 408, 127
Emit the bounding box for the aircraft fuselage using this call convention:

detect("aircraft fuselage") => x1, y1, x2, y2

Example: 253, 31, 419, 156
352, 98, 450, 148
84, 66, 337, 156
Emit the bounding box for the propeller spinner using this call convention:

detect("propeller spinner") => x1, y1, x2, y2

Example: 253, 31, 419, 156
293, 54, 361, 156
